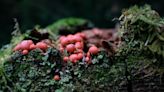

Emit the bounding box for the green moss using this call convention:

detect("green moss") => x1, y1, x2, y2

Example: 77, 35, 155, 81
1, 48, 62, 91
119, 5, 164, 57
1, 5, 164, 92
46, 17, 93, 35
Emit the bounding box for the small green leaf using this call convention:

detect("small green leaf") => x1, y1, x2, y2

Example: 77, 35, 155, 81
97, 55, 103, 59
55, 89, 63, 92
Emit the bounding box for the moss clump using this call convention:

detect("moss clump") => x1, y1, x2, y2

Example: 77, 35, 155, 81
114, 5, 164, 92
1, 48, 63, 92
46, 17, 93, 35
118, 5, 164, 58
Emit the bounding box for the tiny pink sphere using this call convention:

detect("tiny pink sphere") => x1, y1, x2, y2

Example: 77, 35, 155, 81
20, 40, 31, 50
36, 42, 48, 50
85, 57, 90, 62
69, 54, 78, 62
66, 44, 75, 53
63, 56, 69, 62
22, 49, 29, 55
73, 35, 82, 42
61, 38, 69, 46
77, 53, 83, 60
27, 40, 34, 45
67, 35, 75, 43
75, 42, 83, 49
88, 46, 99, 54
29, 44, 36, 50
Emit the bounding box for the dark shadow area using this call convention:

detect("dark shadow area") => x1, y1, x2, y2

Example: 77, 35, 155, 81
0, 0, 164, 47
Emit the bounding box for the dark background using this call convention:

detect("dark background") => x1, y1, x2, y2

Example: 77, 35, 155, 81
0, 0, 164, 47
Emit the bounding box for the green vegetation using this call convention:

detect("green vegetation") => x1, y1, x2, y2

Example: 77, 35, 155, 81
119, 5, 164, 57
46, 18, 93, 35
116, 5, 164, 91
0, 5, 164, 92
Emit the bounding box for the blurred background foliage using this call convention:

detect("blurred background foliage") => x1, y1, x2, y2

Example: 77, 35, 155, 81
0, 0, 164, 47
